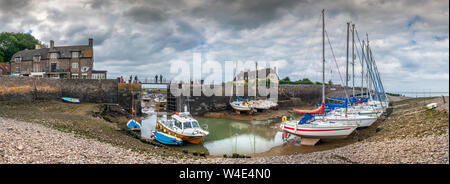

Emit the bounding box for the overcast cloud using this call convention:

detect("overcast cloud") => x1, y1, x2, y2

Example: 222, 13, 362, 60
0, 0, 448, 93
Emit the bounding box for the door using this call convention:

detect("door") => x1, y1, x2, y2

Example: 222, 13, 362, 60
51, 63, 56, 72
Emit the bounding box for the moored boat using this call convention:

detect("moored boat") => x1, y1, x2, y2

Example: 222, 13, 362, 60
230, 101, 253, 112
151, 131, 183, 145
248, 100, 271, 110
280, 119, 357, 139
61, 97, 80, 104
127, 119, 142, 130
154, 96, 167, 105
155, 111, 209, 144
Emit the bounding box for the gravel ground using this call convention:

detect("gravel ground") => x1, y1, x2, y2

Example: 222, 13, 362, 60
0, 117, 184, 164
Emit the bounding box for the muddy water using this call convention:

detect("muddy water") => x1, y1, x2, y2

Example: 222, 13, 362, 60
140, 107, 372, 156
140, 109, 285, 155
182, 117, 285, 155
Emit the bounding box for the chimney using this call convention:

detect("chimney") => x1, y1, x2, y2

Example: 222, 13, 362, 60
50, 40, 54, 49
35, 44, 40, 50
88, 38, 93, 47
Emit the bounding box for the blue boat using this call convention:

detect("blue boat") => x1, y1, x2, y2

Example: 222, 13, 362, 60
127, 119, 142, 130
151, 131, 183, 146
61, 97, 80, 104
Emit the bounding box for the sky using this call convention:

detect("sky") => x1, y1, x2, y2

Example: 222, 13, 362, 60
0, 0, 448, 93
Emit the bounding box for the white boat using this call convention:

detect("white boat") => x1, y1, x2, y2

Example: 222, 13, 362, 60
248, 100, 271, 110
230, 101, 253, 112
154, 95, 167, 105
280, 117, 357, 139
332, 105, 383, 118
316, 113, 377, 128
156, 111, 209, 144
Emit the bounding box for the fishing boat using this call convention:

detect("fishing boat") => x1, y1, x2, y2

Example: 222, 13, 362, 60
61, 97, 80, 104
151, 131, 183, 145
127, 119, 142, 130
154, 95, 167, 105
155, 111, 209, 144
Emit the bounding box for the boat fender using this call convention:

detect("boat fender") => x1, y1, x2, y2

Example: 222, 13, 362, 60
282, 116, 287, 122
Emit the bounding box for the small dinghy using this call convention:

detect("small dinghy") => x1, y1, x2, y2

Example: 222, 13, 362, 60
61, 97, 80, 104
127, 119, 142, 130
151, 131, 183, 145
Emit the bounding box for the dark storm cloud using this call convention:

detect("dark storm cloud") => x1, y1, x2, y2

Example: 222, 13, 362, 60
190, 0, 302, 30
123, 6, 168, 23
0, 0, 31, 16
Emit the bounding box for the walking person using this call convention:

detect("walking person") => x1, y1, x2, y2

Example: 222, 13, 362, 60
155, 75, 158, 83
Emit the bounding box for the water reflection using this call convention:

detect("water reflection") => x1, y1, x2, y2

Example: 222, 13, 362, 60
141, 110, 284, 155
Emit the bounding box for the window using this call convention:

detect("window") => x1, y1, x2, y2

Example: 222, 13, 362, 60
34, 56, 40, 62
72, 74, 78, 79
71, 51, 79, 58
15, 57, 21, 63
16, 67, 20, 72
72, 63, 78, 69
174, 120, 182, 129
183, 121, 192, 129
50, 53, 58, 59
34, 65, 39, 72
191, 121, 200, 128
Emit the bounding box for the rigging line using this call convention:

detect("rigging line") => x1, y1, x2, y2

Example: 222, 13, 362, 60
299, 11, 323, 82
325, 30, 350, 100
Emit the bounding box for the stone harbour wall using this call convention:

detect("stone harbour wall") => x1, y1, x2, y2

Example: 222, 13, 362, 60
0, 76, 140, 114
168, 83, 348, 115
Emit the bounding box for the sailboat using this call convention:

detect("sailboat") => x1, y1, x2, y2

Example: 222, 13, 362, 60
280, 9, 357, 140
314, 22, 379, 128
230, 97, 253, 113
320, 25, 388, 128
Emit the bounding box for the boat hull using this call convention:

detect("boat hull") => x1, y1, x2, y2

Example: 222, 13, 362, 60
61, 97, 80, 104
156, 121, 206, 144
230, 103, 252, 111
152, 131, 182, 145
316, 116, 377, 128
280, 123, 357, 139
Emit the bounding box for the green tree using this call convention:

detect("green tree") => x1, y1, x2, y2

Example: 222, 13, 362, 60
282, 76, 290, 82
0, 32, 46, 63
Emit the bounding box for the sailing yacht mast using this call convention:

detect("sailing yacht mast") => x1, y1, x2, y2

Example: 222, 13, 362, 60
322, 9, 325, 104
345, 22, 350, 116
366, 34, 372, 101
346, 22, 350, 88
352, 24, 355, 99
361, 40, 365, 99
